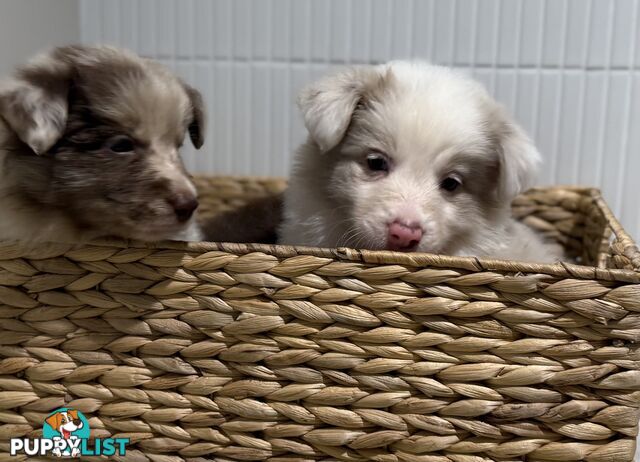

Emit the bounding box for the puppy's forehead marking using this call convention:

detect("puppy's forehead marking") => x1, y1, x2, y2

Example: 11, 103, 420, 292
363, 62, 493, 160
78, 55, 191, 145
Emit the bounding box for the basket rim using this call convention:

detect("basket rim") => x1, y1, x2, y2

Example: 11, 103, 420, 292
1, 183, 638, 283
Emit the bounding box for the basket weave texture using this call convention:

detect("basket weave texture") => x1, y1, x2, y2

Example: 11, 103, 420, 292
0, 176, 639, 462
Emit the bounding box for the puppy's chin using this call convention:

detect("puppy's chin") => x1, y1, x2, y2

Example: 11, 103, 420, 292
117, 220, 196, 242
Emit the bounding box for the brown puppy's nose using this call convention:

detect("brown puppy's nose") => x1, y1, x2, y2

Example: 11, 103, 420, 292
169, 195, 199, 222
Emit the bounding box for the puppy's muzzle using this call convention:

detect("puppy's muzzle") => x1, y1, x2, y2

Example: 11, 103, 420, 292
168, 193, 199, 222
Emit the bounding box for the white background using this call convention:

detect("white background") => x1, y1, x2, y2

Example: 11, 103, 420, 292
5, 0, 640, 239
0, 0, 78, 77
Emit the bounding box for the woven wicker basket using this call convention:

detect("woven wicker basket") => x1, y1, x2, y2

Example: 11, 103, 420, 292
1, 176, 639, 462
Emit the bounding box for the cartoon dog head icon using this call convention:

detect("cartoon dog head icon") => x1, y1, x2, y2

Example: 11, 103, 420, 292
45, 410, 84, 439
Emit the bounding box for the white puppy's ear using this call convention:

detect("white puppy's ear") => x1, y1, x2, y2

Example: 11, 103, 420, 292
297, 67, 381, 152
0, 50, 73, 155
496, 118, 541, 202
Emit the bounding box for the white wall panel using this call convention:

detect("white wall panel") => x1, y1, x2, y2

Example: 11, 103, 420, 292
80, 0, 640, 239
0, 0, 79, 78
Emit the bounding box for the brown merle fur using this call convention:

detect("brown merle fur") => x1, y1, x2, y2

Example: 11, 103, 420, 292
0, 45, 205, 242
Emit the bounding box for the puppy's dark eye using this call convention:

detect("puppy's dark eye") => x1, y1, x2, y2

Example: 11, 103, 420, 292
106, 136, 135, 153
366, 152, 390, 173
440, 177, 461, 192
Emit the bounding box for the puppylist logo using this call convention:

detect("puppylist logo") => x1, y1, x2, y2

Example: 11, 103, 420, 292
10, 408, 129, 457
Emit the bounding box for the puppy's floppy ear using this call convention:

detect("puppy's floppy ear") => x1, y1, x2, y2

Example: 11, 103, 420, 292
183, 83, 205, 149
0, 50, 74, 155
495, 113, 541, 202
298, 67, 382, 152
45, 412, 63, 430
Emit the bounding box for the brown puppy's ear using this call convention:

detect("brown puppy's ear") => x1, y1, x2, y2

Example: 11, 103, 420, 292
297, 66, 383, 152
0, 50, 74, 155
183, 83, 205, 149
45, 412, 63, 430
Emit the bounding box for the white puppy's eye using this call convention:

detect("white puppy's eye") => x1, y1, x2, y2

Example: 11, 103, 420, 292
366, 152, 390, 173
105, 136, 135, 154
440, 176, 461, 192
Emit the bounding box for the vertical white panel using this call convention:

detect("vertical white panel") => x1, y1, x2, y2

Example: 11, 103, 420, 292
101, 1, 120, 46
635, 6, 640, 67
155, 0, 175, 58
213, 62, 233, 173
250, 65, 271, 175
290, 0, 311, 61
496, 0, 520, 66
535, 72, 561, 185
194, 0, 213, 59
474, 0, 499, 66
599, 74, 630, 215
310, 0, 330, 61
269, 66, 289, 176
454, 0, 475, 64
432, 0, 456, 65
271, 0, 291, 60
232, 64, 250, 174
351, 0, 373, 62
554, 72, 582, 184
610, 0, 636, 68
390, 0, 413, 59
213, 0, 232, 59
563, 0, 590, 68
494, 70, 517, 114
577, 72, 606, 185
587, 0, 615, 68
542, 0, 567, 66
137, 0, 157, 57
329, 0, 350, 63
623, 75, 640, 236
80, 0, 102, 44
250, 0, 271, 60
176, 0, 194, 59
370, 0, 393, 63
519, 0, 544, 66
118, 0, 137, 50
514, 71, 537, 135
411, 0, 435, 60
232, 0, 251, 59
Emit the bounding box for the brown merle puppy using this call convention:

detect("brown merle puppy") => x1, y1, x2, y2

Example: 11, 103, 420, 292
0, 45, 205, 243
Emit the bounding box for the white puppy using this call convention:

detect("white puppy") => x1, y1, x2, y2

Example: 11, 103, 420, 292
279, 61, 561, 262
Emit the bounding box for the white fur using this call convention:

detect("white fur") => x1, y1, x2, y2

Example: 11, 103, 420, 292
279, 61, 562, 263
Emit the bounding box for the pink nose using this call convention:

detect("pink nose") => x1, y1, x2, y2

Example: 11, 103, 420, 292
387, 221, 423, 251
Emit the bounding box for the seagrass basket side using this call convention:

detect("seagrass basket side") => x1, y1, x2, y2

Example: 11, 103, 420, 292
0, 177, 638, 462
591, 192, 640, 272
